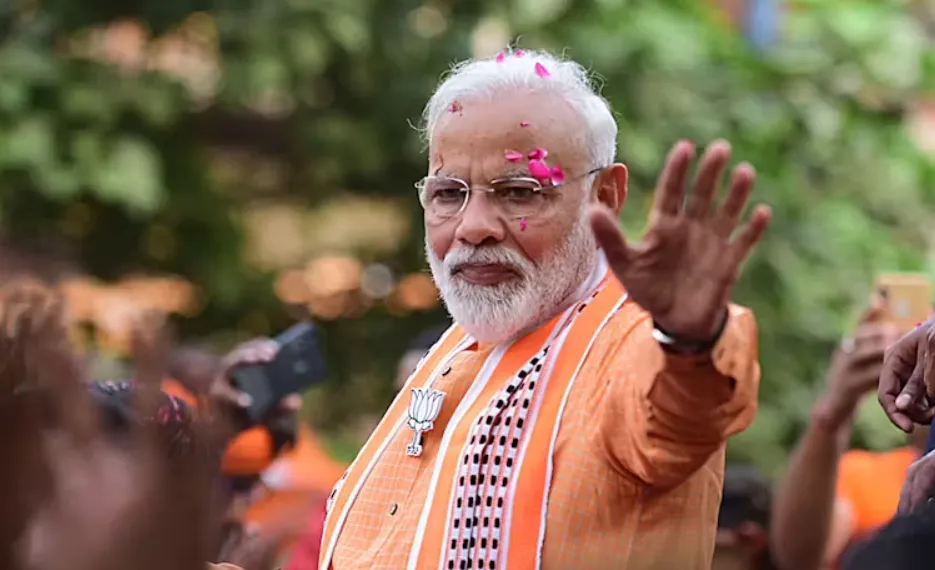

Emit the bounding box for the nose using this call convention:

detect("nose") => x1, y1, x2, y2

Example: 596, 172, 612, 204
454, 190, 506, 246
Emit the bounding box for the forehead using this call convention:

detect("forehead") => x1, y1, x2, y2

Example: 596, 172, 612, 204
430, 89, 590, 175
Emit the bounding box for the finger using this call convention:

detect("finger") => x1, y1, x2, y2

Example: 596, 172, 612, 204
214, 381, 253, 408
727, 204, 772, 267
853, 322, 899, 344
130, 311, 171, 390
24, 294, 98, 445
860, 293, 889, 324
897, 475, 923, 516
716, 162, 756, 232
891, 365, 928, 433
686, 140, 731, 219
589, 205, 631, 274
651, 141, 695, 217
280, 393, 302, 411
880, 365, 920, 433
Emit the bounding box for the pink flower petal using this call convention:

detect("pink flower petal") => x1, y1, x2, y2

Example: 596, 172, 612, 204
448, 101, 462, 113
504, 150, 523, 163
496, 52, 505, 63
534, 62, 551, 78
549, 166, 566, 185
527, 147, 548, 160
514, 49, 525, 57
528, 159, 551, 182
519, 121, 530, 127
520, 218, 528, 231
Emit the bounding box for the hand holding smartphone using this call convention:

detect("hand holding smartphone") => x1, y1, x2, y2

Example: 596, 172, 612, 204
229, 322, 327, 423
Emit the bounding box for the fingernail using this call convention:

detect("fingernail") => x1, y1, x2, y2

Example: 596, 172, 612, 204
238, 393, 253, 407
897, 394, 911, 408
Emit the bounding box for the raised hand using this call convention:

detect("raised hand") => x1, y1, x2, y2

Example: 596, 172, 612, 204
878, 319, 935, 432
590, 140, 771, 342
16, 302, 220, 570
818, 297, 899, 427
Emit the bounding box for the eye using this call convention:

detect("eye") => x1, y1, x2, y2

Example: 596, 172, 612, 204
431, 187, 466, 203
422, 178, 466, 204
495, 182, 541, 202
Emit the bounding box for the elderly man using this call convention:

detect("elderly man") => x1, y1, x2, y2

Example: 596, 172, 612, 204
318, 49, 770, 570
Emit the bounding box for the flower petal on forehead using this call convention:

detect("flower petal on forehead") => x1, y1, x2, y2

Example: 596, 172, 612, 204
528, 159, 551, 182
496, 51, 505, 63
527, 147, 547, 160
549, 166, 566, 185
520, 121, 530, 127
448, 101, 462, 113
534, 62, 551, 78
504, 150, 524, 162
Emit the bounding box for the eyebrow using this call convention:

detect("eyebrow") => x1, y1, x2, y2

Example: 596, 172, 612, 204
434, 166, 533, 180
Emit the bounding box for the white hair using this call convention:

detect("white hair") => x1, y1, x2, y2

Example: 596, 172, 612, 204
420, 49, 618, 169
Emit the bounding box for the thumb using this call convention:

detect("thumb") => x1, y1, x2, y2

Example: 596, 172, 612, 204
860, 293, 889, 324
589, 206, 630, 270
896, 368, 925, 411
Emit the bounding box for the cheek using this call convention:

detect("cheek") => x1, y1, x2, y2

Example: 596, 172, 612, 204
425, 221, 455, 260
511, 217, 568, 263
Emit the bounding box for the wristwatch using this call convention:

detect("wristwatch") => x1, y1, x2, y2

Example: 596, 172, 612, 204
652, 312, 728, 355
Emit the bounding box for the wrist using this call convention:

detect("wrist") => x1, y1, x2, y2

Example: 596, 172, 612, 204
812, 394, 858, 433
653, 309, 728, 354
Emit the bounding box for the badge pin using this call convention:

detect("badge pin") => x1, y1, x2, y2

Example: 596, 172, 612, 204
406, 387, 445, 457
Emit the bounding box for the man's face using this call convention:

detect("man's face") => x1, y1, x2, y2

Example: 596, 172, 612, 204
424, 89, 601, 342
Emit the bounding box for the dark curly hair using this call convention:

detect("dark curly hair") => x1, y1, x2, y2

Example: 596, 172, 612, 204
88, 380, 196, 458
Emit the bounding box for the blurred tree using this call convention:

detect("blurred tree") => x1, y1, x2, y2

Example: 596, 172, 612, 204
2, 0, 934, 471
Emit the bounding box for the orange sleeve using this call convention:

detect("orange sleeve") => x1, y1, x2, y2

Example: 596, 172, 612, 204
597, 305, 760, 488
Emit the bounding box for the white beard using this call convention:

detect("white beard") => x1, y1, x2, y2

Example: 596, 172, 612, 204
426, 211, 597, 344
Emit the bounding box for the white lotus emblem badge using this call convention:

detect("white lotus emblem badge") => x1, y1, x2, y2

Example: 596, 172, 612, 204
406, 387, 445, 457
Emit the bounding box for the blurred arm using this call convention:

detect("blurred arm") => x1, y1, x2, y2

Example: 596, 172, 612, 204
598, 305, 760, 488
770, 403, 855, 570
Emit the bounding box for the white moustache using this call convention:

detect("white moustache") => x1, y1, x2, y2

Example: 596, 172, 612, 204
444, 246, 531, 276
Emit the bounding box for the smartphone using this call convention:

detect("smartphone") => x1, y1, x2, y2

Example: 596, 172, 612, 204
875, 273, 933, 333
230, 321, 326, 423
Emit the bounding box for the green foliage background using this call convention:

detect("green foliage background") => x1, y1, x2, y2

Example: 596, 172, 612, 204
3, 0, 935, 471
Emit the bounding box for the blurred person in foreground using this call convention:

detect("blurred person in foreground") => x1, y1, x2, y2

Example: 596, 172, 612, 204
0, 282, 223, 570
0, 282, 313, 570
714, 466, 775, 570
770, 297, 922, 570
315, 49, 771, 570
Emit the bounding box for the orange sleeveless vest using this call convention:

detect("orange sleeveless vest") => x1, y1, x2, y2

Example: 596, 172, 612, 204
320, 264, 627, 570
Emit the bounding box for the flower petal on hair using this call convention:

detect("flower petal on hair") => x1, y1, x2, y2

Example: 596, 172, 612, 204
519, 121, 530, 127
505, 150, 524, 162
534, 62, 551, 78
496, 51, 505, 63
514, 49, 525, 57
549, 166, 566, 185
527, 147, 547, 160
448, 101, 462, 113
528, 159, 551, 182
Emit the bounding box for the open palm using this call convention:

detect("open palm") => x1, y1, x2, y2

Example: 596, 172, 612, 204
591, 140, 771, 342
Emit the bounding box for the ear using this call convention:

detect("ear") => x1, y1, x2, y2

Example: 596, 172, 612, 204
594, 163, 628, 215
